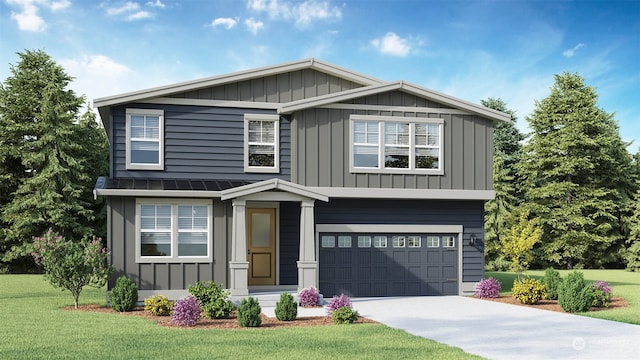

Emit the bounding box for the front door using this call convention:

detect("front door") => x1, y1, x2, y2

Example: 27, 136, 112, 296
247, 208, 276, 285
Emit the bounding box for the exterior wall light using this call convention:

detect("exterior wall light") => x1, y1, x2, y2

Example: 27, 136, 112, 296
469, 233, 477, 246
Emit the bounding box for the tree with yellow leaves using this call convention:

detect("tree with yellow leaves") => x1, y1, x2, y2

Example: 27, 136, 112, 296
501, 211, 544, 281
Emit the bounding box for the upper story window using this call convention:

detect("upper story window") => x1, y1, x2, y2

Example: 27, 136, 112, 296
136, 199, 212, 263
350, 115, 444, 175
126, 109, 164, 170
244, 114, 280, 173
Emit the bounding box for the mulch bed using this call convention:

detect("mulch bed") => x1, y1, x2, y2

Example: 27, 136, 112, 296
64, 305, 376, 329
478, 295, 629, 313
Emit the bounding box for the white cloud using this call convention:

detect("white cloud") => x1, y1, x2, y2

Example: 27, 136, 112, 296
60, 54, 132, 101
245, 17, 264, 35
49, 0, 70, 11
370, 32, 411, 57
210, 17, 238, 29
247, 0, 341, 28
7, 0, 47, 32
105, 1, 154, 21
562, 43, 585, 58
146, 0, 165, 8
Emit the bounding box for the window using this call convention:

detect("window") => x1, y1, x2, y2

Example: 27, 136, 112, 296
136, 200, 211, 262
350, 115, 443, 174
126, 109, 163, 170
408, 236, 421, 248
427, 236, 440, 248
244, 114, 280, 173
393, 236, 406, 248
338, 235, 352, 248
358, 235, 372, 248
321, 235, 336, 248
373, 235, 387, 248
443, 236, 456, 248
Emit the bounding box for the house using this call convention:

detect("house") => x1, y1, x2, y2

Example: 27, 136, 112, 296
93, 59, 510, 301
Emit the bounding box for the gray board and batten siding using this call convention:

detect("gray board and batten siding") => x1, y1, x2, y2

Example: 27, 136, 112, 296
291, 90, 494, 191
109, 104, 291, 181
167, 69, 364, 103
315, 198, 485, 284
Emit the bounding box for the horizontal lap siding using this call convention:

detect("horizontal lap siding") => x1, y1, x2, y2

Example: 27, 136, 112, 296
292, 91, 494, 191
112, 104, 291, 181
315, 199, 485, 283
170, 69, 362, 103
107, 197, 229, 291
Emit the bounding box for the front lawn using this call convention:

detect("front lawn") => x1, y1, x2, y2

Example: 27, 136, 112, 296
486, 269, 640, 325
0, 275, 482, 359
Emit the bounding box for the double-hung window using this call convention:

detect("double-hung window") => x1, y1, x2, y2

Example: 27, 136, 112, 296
350, 115, 443, 174
136, 200, 212, 263
126, 109, 164, 170
244, 114, 280, 173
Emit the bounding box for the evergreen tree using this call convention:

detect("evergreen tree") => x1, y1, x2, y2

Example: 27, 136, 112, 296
0, 49, 108, 272
481, 98, 524, 267
520, 72, 632, 268
625, 185, 640, 271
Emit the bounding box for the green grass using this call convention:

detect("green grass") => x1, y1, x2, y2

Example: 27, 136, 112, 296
486, 269, 640, 325
0, 275, 482, 359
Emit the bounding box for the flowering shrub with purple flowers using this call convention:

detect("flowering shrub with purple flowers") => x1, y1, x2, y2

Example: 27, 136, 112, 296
31, 229, 113, 309
591, 281, 612, 308
326, 294, 352, 315
298, 287, 320, 307
171, 296, 201, 326
474, 277, 501, 298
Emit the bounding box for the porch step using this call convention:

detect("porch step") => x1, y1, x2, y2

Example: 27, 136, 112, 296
230, 291, 325, 307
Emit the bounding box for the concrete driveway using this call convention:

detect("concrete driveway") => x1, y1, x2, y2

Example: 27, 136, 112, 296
350, 296, 640, 360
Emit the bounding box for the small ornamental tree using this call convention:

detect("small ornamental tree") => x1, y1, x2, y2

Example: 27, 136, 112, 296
31, 229, 113, 308
501, 212, 543, 281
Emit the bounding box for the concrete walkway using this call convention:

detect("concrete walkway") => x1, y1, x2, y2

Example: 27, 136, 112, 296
349, 296, 640, 360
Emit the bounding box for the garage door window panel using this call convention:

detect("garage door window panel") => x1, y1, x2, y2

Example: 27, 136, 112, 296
338, 235, 352, 248
374, 236, 387, 248
358, 236, 372, 248
321, 235, 336, 248
443, 236, 456, 248
393, 236, 406, 248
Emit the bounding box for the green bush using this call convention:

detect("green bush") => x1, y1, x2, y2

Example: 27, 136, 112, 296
542, 268, 562, 300
237, 297, 262, 327
512, 278, 547, 305
331, 306, 359, 324
109, 276, 138, 312
275, 293, 298, 321
558, 271, 594, 313
144, 295, 173, 316
187, 281, 234, 319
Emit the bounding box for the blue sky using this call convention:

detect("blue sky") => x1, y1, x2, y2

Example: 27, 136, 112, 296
1, 0, 639, 153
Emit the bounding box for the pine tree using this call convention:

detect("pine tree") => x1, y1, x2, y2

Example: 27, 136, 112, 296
520, 72, 632, 268
0, 50, 108, 271
625, 185, 640, 271
481, 98, 524, 267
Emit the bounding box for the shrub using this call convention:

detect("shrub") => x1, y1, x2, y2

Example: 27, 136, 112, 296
275, 292, 298, 321
331, 306, 359, 324
558, 271, 594, 313
474, 277, 501, 298
109, 276, 138, 312
31, 230, 113, 308
542, 268, 562, 300
591, 281, 613, 308
512, 278, 547, 305
171, 296, 201, 326
326, 294, 352, 315
187, 281, 234, 319
237, 297, 262, 327
298, 287, 320, 307
144, 295, 173, 316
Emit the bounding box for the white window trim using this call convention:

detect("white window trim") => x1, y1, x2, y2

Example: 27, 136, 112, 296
244, 113, 280, 173
349, 115, 444, 175
126, 108, 164, 170
135, 199, 213, 263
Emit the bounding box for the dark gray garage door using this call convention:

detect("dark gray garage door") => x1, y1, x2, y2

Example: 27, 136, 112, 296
319, 233, 458, 297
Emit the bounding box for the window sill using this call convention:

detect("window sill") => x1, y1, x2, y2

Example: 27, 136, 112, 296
350, 167, 444, 176
244, 166, 280, 174
127, 164, 164, 171
135, 255, 213, 264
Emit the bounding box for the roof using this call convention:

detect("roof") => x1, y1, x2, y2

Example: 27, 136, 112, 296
93, 176, 251, 198
94, 58, 384, 108
220, 178, 328, 202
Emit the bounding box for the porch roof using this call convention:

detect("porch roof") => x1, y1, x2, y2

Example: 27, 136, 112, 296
220, 178, 329, 202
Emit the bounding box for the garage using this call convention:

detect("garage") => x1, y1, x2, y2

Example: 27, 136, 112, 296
318, 232, 459, 297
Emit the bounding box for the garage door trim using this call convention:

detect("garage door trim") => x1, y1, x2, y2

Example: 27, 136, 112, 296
316, 224, 464, 296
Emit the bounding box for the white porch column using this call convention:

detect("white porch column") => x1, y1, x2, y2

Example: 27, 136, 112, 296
297, 199, 318, 291
229, 198, 249, 296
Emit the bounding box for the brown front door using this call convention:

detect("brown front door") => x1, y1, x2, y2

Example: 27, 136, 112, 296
247, 208, 276, 285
